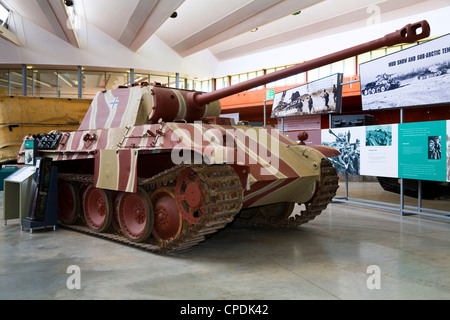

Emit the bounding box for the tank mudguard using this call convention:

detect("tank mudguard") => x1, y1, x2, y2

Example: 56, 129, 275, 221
93, 145, 248, 193
94, 149, 138, 193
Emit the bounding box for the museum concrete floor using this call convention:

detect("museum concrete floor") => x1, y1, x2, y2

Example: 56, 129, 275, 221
1, 181, 450, 300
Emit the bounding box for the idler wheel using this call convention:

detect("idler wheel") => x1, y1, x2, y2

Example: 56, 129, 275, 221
151, 189, 182, 241
82, 185, 113, 233
116, 188, 153, 243
58, 182, 79, 225
175, 168, 205, 226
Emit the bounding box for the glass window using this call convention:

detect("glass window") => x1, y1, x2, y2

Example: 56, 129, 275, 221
106, 72, 128, 90
0, 70, 9, 94
343, 57, 356, 76
308, 68, 319, 82
167, 76, 186, 89
254, 70, 265, 90
371, 48, 386, 60
318, 64, 332, 79
247, 70, 265, 90
30, 70, 58, 97
296, 72, 306, 85
386, 46, 401, 55
134, 73, 150, 85
8, 70, 22, 95
185, 79, 193, 90
149, 75, 169, 86
285, 74, 297, 86
201, 79, 211, 92
178, 77, 186, 90
230, 75, 239, 86
193, 80, 202, 91
216, 77, 229, 90
0, 2, 9, 25
358, 52, 371, 65
57, 70, 79, 98
169, 77, 177, 88
83, 71, 105, 98
275, 67, 286, 88
266, 68, 276, 88
331, 61, 345, 75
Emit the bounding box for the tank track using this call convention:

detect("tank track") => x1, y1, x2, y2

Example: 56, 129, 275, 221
236, 159, 339, 228
58, 164, 243, 253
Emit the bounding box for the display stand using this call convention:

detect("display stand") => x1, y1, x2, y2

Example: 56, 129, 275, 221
333, 108, 450, 221
20, 158, 58, 233
3, 166, 37, 225
333, 175, 450, 221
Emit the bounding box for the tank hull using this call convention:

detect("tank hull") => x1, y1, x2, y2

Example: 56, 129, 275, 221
18, 120, 331, 207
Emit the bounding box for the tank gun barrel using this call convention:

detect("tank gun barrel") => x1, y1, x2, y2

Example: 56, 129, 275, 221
328, 129, 346, 142
192, 20, 430, 107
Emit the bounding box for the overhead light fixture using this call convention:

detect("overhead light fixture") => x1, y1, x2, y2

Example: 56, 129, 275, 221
170, 12, 177, 18
250, 28, 258, 32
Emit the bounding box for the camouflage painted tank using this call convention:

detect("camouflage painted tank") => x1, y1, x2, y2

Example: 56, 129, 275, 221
17, 21, 430, 253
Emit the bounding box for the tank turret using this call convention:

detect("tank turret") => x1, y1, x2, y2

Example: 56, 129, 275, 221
18, 21, 430, 253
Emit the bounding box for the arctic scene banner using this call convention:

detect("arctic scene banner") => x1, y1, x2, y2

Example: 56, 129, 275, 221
271, 73, 343, 118
360, 33, 450, 110
360, 124, 399, 178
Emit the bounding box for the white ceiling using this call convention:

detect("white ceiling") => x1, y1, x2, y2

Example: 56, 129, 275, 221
2, 0, 447, 64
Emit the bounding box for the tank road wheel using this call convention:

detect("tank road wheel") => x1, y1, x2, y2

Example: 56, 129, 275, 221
151, 189, 182, 241
82, 185, 113, 233
58, 182, 80, 225
175, 168, 205, 227
116, 188, 154, 242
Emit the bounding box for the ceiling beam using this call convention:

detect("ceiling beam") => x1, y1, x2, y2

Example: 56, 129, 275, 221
0, 24, 21, 46
36, 0, 79, 48
128, 0, 184, 52
118, 0, 158, 48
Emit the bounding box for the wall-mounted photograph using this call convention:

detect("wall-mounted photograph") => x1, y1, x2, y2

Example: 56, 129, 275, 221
271, 73, 343, 118
321, 126, 363, 175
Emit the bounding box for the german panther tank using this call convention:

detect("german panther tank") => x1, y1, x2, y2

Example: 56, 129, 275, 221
17, 21, 430, 253
362, 73, 400, 95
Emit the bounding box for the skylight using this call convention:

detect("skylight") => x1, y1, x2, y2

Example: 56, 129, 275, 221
0, 2, 10, 25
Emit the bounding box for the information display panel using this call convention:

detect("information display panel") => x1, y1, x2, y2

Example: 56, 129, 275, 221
398, 120, 447, 182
